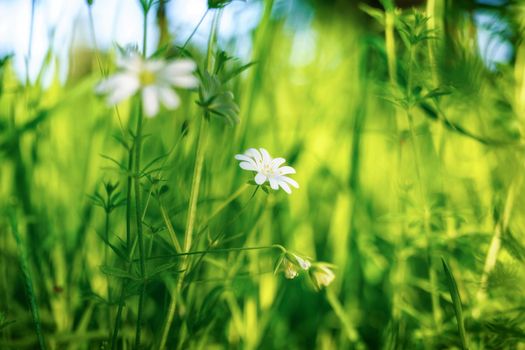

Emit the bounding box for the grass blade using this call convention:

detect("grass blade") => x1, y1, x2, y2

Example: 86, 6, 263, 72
8, 210, 47, 350
441, 257, 468, 350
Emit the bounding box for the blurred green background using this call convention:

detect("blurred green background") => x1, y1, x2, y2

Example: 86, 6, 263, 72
1, 0, 525, 348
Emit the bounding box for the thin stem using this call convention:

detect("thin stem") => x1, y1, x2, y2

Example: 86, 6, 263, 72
158, 12, 221, 348
25, 0, 36, 86
86, 2, 127, 138
109, 146, 134, 349
476, 176, 521, 307
405, 44, 442, 330
142, 7, 148, 57
133, 109, 146, 350
180, 9, 209, 52
144, 245, 286, 261
87, 4, 104, 76
126, 150, 133, 248
133, 9, 149, 349
104, 209, 111, 336
326, 290, 360, 344
205, 183, 250, 224
159, 201, 183, 253
110, 236, 139, 350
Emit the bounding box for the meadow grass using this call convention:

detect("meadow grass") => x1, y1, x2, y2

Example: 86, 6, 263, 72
1, 0, 525, 349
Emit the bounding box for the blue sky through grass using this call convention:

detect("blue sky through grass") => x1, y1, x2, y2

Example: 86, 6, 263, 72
0, 0, 262, 84
0, 0, 513, 83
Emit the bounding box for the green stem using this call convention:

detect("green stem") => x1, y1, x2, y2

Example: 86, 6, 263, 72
159, 201, 183, 253
25, 0, 36, 86
180, 9, 209, 52
134, 9, 149, 349
104, 209, 111, 335
109, 144, 134, 350
476, 176, 521, 307
87, 4, 104, 76
405, 44, 442, 331
126, 150, 133, 248
326, 290, 360, 344
87, 1, 127, 138
144, 245, 286, 261
158, 12, 222, 347
9, 210, 47, 350
133, 104, 146, 350
206, 183, 250, 224
110, 236, 139, 350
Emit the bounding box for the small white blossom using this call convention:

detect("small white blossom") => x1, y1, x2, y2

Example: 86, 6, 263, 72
280, 253, 311, 280
289, 253, 311, 270
309, 263, 336, 290
96, 53, 198, 117
235, 148, 299, 194
282, 259, 299, 279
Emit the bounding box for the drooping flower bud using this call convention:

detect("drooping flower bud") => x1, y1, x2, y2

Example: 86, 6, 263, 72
309, 263, 336, 290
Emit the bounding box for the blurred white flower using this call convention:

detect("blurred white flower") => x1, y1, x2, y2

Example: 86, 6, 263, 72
309, 263, 336, 290
289, 253, 311, 270
235, 148, 299, 194
282, 258, 299, 279
96, 54, 198, 117
279, 252, 311, 280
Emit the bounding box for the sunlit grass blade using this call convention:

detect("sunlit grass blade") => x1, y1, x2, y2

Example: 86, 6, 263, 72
441, 257, 468, 350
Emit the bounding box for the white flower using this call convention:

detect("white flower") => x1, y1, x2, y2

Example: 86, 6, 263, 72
279, 252, 311, 280
96, 53, 198, 117
309, 263, 336, 290
287, 252, 311, 270
282, 259, 299, 279
234, 148, 299, 194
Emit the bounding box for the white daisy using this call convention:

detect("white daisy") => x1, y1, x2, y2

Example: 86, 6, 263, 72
234, 148, 299, 194
96, 53, 198, 117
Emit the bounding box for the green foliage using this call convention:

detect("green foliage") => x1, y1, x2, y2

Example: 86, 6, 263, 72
197, 71, 240, 125
1, 1, 525, 349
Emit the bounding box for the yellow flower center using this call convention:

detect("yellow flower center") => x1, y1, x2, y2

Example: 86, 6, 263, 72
139, 70, 156, 86
261, 163, 275, 177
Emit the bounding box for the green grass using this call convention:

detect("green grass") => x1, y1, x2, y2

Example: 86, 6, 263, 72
1, 0, 525, 349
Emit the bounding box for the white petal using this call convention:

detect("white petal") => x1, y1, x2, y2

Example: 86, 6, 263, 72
278, 181, 291, 193
239, 161, 257, 171
246, 148, 262, 164
96, 73, 139, 105
165, 59, 197, 74
295, 256, 311, 270
268, 177, 279, 190
235, 154, 254, 162
278, 166, 296, 175
254, 173, 267, 185
259, 148, 272, 165
271, 157, 286, 168
142, 86, 159, 117
280, 176, 299, 188
158, 87, 180, 110
166, 74, 199, 89
163, 59, 199, 88
143, 59, 165, 73
118, 54, 143, 71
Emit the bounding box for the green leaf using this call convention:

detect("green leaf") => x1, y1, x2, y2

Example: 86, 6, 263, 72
100, 265, 140, 281
198, 71, 240, 125
441, 257, 469, 350
208, 0, 240, 9
0, 312, 15, 331
148, 261, 183, 279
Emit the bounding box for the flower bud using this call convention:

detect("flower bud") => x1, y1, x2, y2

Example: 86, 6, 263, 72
309, 263, 336, 290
